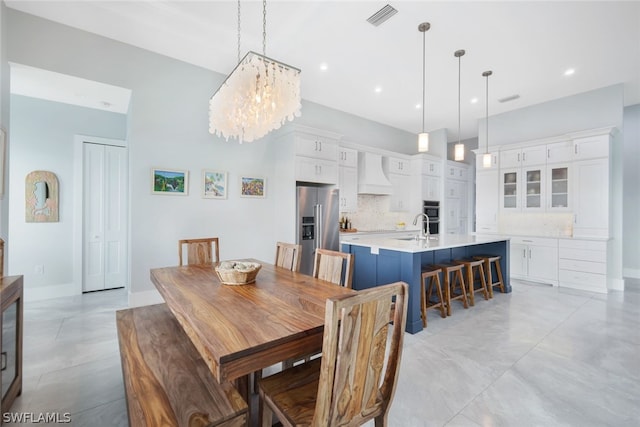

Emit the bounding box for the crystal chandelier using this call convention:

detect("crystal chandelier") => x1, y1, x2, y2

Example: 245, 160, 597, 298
209, 0, 301, 143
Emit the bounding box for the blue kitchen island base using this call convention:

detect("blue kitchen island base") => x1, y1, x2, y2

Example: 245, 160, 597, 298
342, 236, 511, 334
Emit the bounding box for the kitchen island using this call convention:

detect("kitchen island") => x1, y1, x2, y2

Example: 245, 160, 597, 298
341, 234, 511, 334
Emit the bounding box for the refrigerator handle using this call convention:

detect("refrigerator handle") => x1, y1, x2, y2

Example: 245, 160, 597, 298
316, 204, 323, 250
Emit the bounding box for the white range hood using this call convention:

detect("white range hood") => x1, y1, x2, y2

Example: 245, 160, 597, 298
357, 152, 393, 195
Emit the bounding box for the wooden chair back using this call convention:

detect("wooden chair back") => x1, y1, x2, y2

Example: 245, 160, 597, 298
275, 242, 302, 272
312, 249, 354, 288
313, 281, 408, 426
0, 238, 4, 277
178, 238, 219, 266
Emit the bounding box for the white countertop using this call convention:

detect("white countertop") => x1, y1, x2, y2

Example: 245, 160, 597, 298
341, 233, 510, 253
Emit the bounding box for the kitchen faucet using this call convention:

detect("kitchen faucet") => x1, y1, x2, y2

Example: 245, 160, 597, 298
412, 213, 430, 240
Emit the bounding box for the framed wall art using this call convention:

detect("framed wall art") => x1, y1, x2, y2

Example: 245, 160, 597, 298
152, 168, 189, 195
202, 170, 227, 199
240, 176, 266, 198
25, 170, 59, 222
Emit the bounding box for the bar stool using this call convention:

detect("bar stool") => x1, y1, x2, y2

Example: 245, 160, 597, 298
473, 255, 505, 298
454, 258, 489, 306
420, 267, 446, 327
436, 263, 468, 316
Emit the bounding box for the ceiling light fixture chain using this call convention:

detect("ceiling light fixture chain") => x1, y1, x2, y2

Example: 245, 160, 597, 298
209, 0, 301, 143
262, 0, 267, 57
237, 0, 241, 64
417, 22, 430, 153
454, 49, 465, 161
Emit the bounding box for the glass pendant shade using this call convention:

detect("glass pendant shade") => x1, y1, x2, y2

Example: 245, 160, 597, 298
418, 132, 429, 152
209, 51, 301, 143
483, 152, 492, 168
454, 143, 465, 161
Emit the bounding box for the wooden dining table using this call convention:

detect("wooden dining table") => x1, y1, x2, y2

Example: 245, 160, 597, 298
150, 259, 356, 386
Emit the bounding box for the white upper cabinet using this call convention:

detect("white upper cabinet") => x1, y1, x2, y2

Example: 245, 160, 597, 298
423, 158, 441, 176
476, 169, 499, 232
573, 135, 610, 160
295, 133, 338, 161
422, 175, 440, 201
338, 166, 358, 212
386, 157, 411, 176
546, 141, 573, 163
338, 147, 358, 168
500, 146, 546, 168
295, 157, 338, 184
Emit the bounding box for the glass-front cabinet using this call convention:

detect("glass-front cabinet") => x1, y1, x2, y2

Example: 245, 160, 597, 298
524, 167, 544, 211
500, 169, 520, 210
547, 165, 571, 211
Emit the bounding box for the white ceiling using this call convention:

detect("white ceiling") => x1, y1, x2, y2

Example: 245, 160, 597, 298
6, 1, 640, 141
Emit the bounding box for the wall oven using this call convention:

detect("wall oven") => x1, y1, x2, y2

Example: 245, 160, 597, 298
423, 201, 440, 235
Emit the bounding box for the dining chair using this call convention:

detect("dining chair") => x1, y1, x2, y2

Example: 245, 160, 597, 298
178, 237, 220, 266
258, 281, 409, 427
312, 248, 354, 288
275, 242, 302, 272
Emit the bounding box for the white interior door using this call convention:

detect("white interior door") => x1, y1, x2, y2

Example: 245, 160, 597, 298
83, 143, 128, 292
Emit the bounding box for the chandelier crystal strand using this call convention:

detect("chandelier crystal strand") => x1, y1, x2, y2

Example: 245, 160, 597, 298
209, 0, 301, 143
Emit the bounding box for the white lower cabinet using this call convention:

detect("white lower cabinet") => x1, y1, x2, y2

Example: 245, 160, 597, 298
509, 237, 558, 285
559, 239, 607, 293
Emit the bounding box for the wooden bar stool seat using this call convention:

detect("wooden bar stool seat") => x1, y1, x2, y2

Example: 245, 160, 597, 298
473, 255, 505, 298
454, 258, 489, 306
421, 266, 446, 327
436, 263, 468, 316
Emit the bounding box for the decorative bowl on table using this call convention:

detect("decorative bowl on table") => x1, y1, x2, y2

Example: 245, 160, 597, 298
215, 261, 262, 285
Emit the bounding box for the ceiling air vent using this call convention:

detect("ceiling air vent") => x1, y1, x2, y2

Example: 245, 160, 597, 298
367, 4, 398, 27
498, 94, 520, 103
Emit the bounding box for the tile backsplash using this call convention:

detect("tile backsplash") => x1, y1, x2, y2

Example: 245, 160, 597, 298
499, 213, 574, 237
340, 195, 414, 231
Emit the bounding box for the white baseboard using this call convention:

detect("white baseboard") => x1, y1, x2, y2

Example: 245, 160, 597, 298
24, 283, 77, 302
128, 289, 164, 307
623, 268, 640, 279
608, 277, 625, 291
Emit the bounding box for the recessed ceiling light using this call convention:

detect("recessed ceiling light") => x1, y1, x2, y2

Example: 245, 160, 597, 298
415, 103, 421, 109
564, 68, 575, 76
319, 63, 328, 71
470, 97, 478, 104
374, 86, 382, 93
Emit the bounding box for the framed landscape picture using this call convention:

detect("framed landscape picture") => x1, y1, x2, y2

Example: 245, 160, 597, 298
240, 176, 266, 198
202, 170, 227, 199
152, 168, 188, 195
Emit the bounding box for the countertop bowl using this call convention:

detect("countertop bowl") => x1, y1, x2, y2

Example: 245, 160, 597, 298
215, 261, 261, 285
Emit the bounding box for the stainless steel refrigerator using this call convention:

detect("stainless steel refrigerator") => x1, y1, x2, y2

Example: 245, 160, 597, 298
296, 185, 340, 276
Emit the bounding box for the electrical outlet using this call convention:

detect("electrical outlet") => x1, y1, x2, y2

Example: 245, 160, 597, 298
34, 265, 44, 275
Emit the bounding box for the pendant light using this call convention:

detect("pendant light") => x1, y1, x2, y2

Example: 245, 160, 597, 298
209, 0, 301, 143
454, 49, 465, 161
482, 70, 493, 168
418, 22, 430, 152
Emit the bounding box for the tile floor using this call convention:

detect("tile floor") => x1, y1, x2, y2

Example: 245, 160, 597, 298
5, 278, 640, 426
